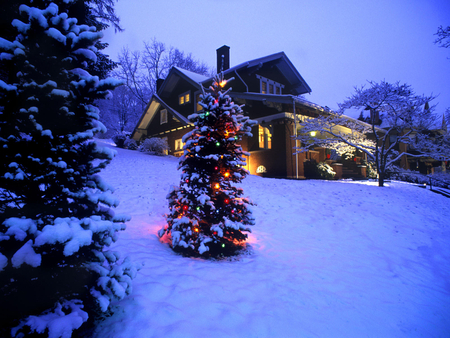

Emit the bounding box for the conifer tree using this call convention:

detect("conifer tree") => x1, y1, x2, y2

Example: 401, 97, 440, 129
0, 2, 136, 336
159, 75, 255, 257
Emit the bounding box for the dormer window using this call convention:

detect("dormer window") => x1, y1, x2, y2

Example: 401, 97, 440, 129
256, 75, 284, 95
160, 109, 168, 124
179, 91, 190, 105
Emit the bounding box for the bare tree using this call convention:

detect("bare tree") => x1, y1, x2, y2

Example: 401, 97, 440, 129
98, 85, 141, 135
115, 39, 211, 109
435, 25, 450, 49
296, 81, 450, 187
116, 47, 151, 110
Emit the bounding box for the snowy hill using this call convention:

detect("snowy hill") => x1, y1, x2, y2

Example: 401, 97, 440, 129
94, 140, 450, 338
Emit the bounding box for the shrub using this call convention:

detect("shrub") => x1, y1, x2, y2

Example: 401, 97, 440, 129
139, 137, 170, 155
112, 133, 127, 148
362, 160, 378, 179
317, 162, 336, 179
124, 138, 138, 150
304, 159, 319, 179
387, 166, 450, 189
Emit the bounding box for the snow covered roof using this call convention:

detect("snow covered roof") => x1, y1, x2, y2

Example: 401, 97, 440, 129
201, 52, 311, 96
342, 106, 447, 131
173, 67, 209, 84
131, 94, 190, 141
158, 67, 209, 97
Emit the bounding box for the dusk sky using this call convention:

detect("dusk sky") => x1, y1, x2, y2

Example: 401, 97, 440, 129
103, 0, 450, 113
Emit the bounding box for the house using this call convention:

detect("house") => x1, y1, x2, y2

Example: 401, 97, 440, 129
131, 46, 366, 179
345, 105, 449, 175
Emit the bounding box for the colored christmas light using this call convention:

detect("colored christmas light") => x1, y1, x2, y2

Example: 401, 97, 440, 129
216, 142, 220, 147
214, 183, 220, 189
224, 172, 230, 178
182, 205, 189, 211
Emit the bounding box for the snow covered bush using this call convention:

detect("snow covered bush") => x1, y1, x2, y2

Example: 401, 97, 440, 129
0, 2, 136, 337
112, 133, 127, 148
139, 137, 169, 155
124, 138, 138, 150
387, 167, 450, 188
317, 162, 336, 179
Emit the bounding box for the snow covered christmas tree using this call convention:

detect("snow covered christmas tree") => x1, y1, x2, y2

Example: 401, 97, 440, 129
0, 2, 136, 337
159, 74, 256, 257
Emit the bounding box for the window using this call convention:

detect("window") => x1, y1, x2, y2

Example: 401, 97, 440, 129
258, 125, 272, 149
175, 138, 184, 151
261, 81, 267, 94
179, 91, 190, 105
256, 75, 284, 95
160, 109, 167, 124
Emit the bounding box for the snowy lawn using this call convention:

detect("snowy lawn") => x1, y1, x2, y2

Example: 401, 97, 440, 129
93, 140, 450, 338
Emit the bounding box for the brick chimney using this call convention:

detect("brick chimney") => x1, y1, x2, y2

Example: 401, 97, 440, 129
216, 45, 230, 73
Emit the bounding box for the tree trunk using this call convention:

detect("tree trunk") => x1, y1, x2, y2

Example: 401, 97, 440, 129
378, 173, 385, 187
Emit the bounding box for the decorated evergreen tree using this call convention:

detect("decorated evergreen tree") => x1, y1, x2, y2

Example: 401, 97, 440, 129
159, 75, 256, 257
0, 2, 136, 337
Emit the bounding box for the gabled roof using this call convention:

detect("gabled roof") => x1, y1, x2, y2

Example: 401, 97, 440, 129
158, 67, 209, 97
131, 94, 190, 140
202, 52, 312, 96
174, 66, 209, 84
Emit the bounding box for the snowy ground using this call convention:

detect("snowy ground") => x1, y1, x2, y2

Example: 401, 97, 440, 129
93, 140, 450, 338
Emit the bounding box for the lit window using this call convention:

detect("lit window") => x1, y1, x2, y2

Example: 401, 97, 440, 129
160, 109, 168, 124
179, 91, 190, 105
258, 125, 272, 149
175, 138, 184, 151
256, 75, 284, 95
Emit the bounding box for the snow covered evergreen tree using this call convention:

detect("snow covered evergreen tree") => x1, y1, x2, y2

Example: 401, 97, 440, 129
0, 2, 136, 337
159, 75, 255, 257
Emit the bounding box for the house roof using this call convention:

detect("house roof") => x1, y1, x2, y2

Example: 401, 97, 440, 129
344, 106, 447, 132
229, 91, 327, 111
174, 66, 209, 84
157, 52, 311, 98
131, 94, 190, 140
158, 67, 208, 97
203, 52, 312, 96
